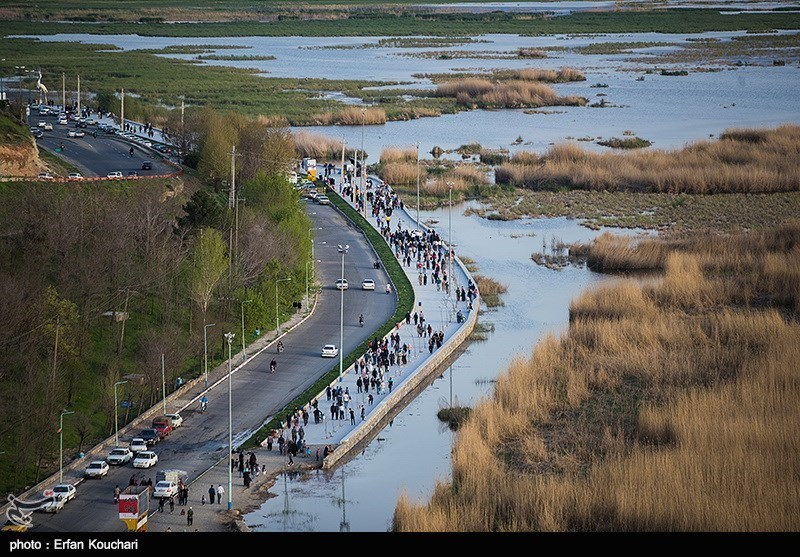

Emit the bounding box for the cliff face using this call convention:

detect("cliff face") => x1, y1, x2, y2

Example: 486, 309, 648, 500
0, 137, 43, 177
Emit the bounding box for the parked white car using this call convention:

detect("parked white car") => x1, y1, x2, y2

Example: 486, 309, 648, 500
106, 447, 133, 465
153, 480, 178, 499
39, 496, 66, 513
129, 438, 148, 454
321, 344, 339, 358
164, 413, 183, 429
132, 451, 158, 469
43, 484, 76, 505
84, 461, 110, 479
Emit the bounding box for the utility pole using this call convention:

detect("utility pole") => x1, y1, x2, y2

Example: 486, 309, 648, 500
61, 72, 65, 111
228, 145, 236, 209
180, 98, 186, 152
120, 88, 125, 132
340, 138, 346, 190
416, 142, 421, 231
77, 75, 80, 116
234, 196, 245, 271
117, 287, 135, 356
161, 353, 167, 415
360, 108, 366, 218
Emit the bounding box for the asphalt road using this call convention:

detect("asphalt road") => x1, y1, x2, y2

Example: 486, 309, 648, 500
31, 196, 395, 532
28, 111, 174, 178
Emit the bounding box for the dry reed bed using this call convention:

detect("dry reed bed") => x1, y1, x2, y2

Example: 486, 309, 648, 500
473, 274, 508, 308
436, 78, 586, 109
310, 106, 387, 126
293, 130, 346, 160
393, 223, 800, 531
495, 125, 800, 194
380, 146, 418, 164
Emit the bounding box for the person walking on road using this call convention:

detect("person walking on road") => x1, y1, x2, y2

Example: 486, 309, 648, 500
187, 507, 194, 527
217, 484, 224, 504
208, 485, 216, 505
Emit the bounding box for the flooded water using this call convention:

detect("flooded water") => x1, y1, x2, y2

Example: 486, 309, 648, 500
25, 29, 800, 159
244, 207, 646, 532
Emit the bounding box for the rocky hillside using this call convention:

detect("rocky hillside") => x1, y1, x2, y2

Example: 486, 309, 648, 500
0, 110, 43, 178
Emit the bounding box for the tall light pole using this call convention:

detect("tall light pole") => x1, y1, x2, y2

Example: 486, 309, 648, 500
223, 332, 235, 512
204, 323, 216, 388
448, 182, 454, 316
337, 244, 349, 382
161, 353, 167, 415
416, 142, 421, 231
360, 108, 366, 217
59, 410, 74, 484
275, 278, 292, 333
308, 226, 322, 311
241, 299, 252, 360
113, 380, 128, 447
448, 182, 453, 291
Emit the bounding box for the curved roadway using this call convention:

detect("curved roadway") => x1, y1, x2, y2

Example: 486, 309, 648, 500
28, 155, 396, 532
30, 111, 174, 178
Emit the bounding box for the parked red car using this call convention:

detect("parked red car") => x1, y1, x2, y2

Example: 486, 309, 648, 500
151, 417, 173, 439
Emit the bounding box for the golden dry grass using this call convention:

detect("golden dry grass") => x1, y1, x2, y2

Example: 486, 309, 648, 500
495, 125, 800, 194
513, 67, 586, 82
292, 130, 346, 160
450, 165, 490, 185
311, 106, 387, 126
382, 162, 421, 185
380, 146, 418, 164
436, 78, 585, 109
393, 223, 800, 532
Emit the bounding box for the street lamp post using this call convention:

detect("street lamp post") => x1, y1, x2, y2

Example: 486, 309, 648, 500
359, 108, 367, 217
224, 331, 235, 511
337, 244, 349, 382
416, 142, 421, 231
161, 353, 167, 415
204, 323, 216, 388
308, 227, 322, 310
275, 278, 292, 333
113, 380, 128, 447
448, 182, 454, 309
241, 300, 252, 360
59, 410, 74, 484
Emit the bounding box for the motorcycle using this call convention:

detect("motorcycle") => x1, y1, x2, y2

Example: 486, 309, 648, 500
277, 341, 284, 353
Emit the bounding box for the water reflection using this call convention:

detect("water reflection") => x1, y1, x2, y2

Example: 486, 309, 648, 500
245, 211, 648, 532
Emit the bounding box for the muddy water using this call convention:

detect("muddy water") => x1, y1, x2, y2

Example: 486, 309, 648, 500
244, 206, 647, 532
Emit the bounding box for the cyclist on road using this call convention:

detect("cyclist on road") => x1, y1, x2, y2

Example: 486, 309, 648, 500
359, 314, 364, 327
200, 395, 208, 413
270, 359, 277, 373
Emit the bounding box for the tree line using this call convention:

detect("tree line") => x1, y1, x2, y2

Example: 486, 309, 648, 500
0, 108, 310, 495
